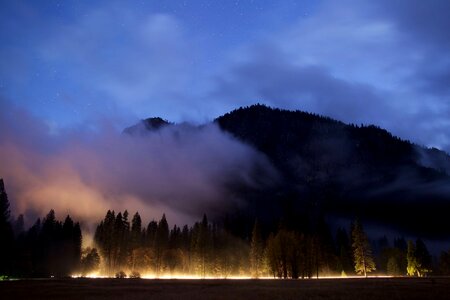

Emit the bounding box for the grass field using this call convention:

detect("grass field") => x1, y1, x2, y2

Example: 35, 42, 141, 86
1, 277, 449, 300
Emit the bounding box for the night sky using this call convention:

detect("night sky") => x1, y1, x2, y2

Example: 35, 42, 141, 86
1, 0, 449, 150
1, 1, 450, 226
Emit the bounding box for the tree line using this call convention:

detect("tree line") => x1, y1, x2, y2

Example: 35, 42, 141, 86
2, 178, 450, 278
0, 180, 82, 278
91, 209, 447, 279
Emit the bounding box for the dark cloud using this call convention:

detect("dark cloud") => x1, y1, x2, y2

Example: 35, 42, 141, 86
210, 0, 450, 152
213, 46, 390, 125
378, 0, 450, 48
374, 0, 450, 98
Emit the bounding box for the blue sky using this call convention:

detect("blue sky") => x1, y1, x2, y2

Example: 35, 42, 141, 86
1, 0, 450, 151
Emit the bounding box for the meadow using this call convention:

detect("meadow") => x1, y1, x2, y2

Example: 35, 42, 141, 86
1, 277, 449, 300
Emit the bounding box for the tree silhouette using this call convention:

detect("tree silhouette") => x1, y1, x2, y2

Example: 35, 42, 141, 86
193, 214, 211, 277
438, 249, 450, 275
130, 212, 142, 249
94, 210, 116, 275
407, 240, 420, 276
129, 212, 142, 271
407, 239, 432, 277
266, 229, 303, 279
250, 220, 264, 278
336, 228, 353, 275
351, 220, 376, 277
154, 214, 169, 275
0, 179, 13, 275
415, 239, 432, 276
81, 248, 100, 276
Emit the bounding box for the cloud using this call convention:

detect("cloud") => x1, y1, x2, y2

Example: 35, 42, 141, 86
212, 45, 390, 125
377, 0, 450, 48
2, 0, 449, 151
0, 99, 278, 228
37, 4, 207, 123
210, 0, 450, 152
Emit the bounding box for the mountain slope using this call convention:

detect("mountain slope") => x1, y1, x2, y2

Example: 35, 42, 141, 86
123, 117, 171, 135
215, 105, 450, 238
128, 104, 450, 238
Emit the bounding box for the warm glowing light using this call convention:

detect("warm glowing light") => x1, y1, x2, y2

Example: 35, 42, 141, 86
314, 275, 394, 279
139, 274, 282, 280
71, 272, 273, 280
71, 272, 108, 279
70, 272, 395, 280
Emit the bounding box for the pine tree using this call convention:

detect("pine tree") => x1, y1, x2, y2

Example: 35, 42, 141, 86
265, 228, 303, 279
94, 210, 116, 275
146, 220, 158, 248
351, 220, 376, 277
387, 256, 401, 276
336, 228, 353, 275
415, 239, 432, 276
0, 179, 13, 275
13, 214, 24, 236
250, 220, 264, 278
194, 214, 211, 277
438, 249, 450, 275
72, 222, 82, 273
406, 239, 431, 277
81, 248, 100, 276
113, 212, 129, 270
130, 212, 142, 250
62, 215, 75, 275
407, 240, 420, 276
40, 209, 59, 276
129, 212, 142, 270
155, 214, 169, 275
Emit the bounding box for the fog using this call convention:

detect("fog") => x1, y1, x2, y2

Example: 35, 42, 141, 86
0, 100, 278, 228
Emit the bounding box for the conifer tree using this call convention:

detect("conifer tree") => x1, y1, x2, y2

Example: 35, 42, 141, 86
0, 179, 13, 274
81, 248, 101, 276
415, 239, 432, 276
438, 249, 450, 275
62, 215, 75, 275
13, 214, 24, 236
351, 220, 376, 277
387, 256, 401, 276
130, 212, 142, 250
407, 240, 420, 276
336, 228, 353, 275
146, 220, 158, 248
129, 212, 143, 271
194, 214, 211, 277
406, 239, 431, 277
0, 179, 13, 275
250, 220, 264, 278
72, 222, 82, 272
94, 210, 116, 274
155, 214, 169, 275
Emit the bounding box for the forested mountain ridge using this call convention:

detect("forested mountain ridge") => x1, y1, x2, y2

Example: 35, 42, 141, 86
130, 104, 450, 238
123, 117, 172, 135
215, 105, 450, 238
216, 104, 450, 180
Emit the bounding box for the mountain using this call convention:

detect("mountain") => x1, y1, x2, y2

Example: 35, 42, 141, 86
128, 105, 450, 238
123, 117, 171, 135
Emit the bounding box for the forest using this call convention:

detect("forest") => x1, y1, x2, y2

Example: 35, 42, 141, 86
1, 178, 450, 279
215, 105, 450, 238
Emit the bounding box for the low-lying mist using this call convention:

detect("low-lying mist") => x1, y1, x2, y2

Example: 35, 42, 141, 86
0, 100, 278, 228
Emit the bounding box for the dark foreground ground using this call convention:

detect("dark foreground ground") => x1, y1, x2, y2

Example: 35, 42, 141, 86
1, 277, 449, 300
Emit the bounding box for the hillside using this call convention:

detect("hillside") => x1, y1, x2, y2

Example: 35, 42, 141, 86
129, 105, 450, 238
